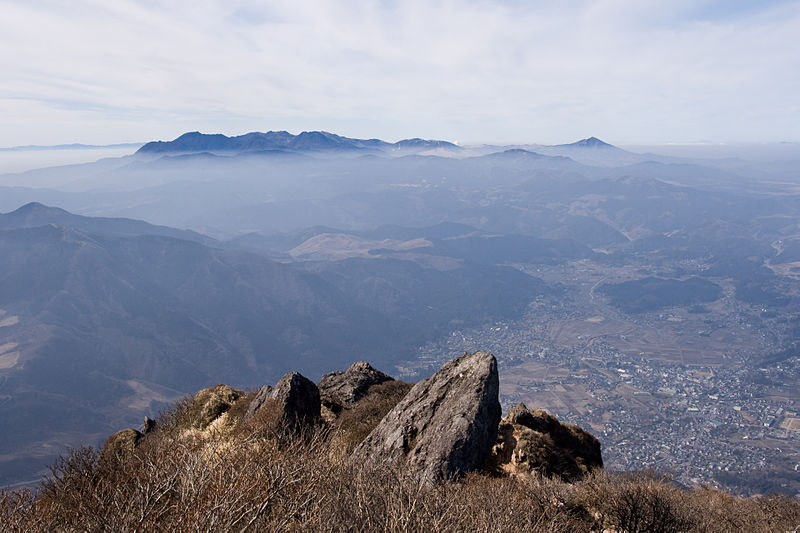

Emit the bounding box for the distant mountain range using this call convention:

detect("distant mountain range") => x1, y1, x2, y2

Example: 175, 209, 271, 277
1, 131, 626, 160
130, 130, 656, 171
136, 131, 462, 155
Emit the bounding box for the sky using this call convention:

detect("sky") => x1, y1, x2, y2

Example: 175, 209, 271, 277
1, 0, 799, 147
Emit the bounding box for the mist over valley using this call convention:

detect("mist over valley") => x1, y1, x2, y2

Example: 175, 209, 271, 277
1, 131, 799, 497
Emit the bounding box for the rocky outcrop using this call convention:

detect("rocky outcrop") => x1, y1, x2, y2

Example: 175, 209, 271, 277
328, 380, 414, 460
245, 372, 320, 428
243, 385, 274, 422
100, 428, 142, 463
184, 384, 243, 429
272, 372, 321, 426
142, 416, 156, 434
98, 353, 603, 488
350, 351, 501, 485
318, 361, 394, 417
490, 403, 602, 481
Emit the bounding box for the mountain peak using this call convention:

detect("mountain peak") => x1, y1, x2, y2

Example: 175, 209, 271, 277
393, 138, 460, 150
568, 137, 615, 148
9, 202, 69, 217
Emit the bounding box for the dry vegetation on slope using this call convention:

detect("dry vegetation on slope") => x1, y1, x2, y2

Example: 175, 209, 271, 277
2, 383, 799, 532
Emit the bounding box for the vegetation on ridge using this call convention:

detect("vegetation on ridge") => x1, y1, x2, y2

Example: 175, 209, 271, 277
2, 384, 799, 532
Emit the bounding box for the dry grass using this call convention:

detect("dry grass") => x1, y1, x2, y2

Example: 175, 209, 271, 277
2, 394, 799, 532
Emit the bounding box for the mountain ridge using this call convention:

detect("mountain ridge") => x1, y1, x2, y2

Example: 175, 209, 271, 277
136, 130, 460, 155
0, 202, 216, 245
136, 130, 626, 158
560, 136, 617, 148
0, 204, 554, 487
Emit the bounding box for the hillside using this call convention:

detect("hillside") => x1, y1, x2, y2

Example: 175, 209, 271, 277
1, 352, 797, 532
0, 205, 553, 486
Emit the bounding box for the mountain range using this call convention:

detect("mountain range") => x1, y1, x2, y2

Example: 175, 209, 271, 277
136, 130, 461, 155
1, 131, 759, 241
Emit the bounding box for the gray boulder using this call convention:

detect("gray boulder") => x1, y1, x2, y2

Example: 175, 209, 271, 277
319, 361, 394, 415
246, 372, 320, 428
350, 351, 501, 485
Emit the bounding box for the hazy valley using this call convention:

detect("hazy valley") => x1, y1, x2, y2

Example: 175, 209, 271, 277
1, 131, 800, 497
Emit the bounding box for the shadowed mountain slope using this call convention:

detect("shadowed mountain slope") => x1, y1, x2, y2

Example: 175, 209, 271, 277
0, 205, 553, 486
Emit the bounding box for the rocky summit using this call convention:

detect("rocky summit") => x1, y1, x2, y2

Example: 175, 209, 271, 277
245, 371, 320, 428
318, 361, 394, 418
101, 351, 602, 487
350, 351, 502, 485
14, 351, 800, 532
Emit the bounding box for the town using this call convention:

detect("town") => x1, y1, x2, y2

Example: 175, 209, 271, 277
402, 260, 800, 497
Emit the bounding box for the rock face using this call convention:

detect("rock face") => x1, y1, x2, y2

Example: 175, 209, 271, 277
328, 380, 414, 460
246, 372, 320, 427
318, 361, 394, 416
350, 351, 501, 485
244, 385, 274, 422
491, 403, 602, 481
186, 384, 243, 429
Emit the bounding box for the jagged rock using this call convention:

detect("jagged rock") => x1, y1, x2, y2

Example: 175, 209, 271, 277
350, 351, 501, 486
246, 372, 320, 428
100, 428, 142, 463
491, 403, 602, 481
318, 361, 394, 417
328, 380, 414, 460
185, 384, 243, 429
272, 372, 320, 426
142, 416, 156, 434
244, 385, 274, 422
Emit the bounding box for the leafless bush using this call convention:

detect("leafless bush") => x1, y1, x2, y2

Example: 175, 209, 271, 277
0, 487, 37, 532
678, 485, 800, 533
3, 404, 799, 532
574, 470, 800, 533
11, 423, 330, 531
312, 462, 595, 532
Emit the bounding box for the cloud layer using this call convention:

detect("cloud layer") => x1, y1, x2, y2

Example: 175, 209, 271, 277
1, 0, 798, 145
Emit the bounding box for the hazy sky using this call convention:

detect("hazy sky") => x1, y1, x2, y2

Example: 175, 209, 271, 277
1, 0, 799, 146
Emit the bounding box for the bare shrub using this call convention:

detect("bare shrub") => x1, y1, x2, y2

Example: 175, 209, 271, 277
577, 471, 693, 533
0, 488, 37, 532
682, 486, 800, 533
4, 395, 800, 532
311, 461, 595, 532
21, 423, 332, 531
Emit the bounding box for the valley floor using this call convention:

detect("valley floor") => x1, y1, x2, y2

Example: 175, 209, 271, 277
406, 259, 800, 497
